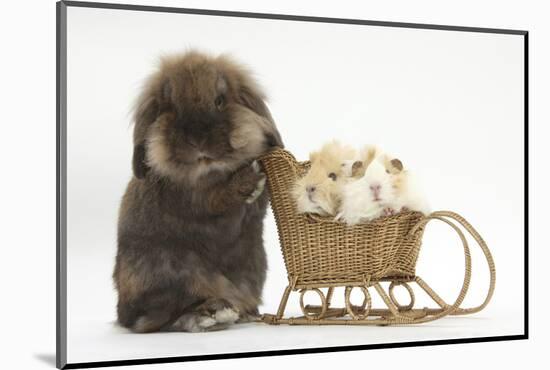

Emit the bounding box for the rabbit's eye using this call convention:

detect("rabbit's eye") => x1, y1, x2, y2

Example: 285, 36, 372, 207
328, 172, 337, 181
215, 95, 226, 110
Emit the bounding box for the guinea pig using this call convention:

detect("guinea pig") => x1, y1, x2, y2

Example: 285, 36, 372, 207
113, 51, 284, 333
376, 152, 430, 215
337, 153, 430, 225
292, 140, 356, 216
336, 157, 397, 225
392, 166, 431, 216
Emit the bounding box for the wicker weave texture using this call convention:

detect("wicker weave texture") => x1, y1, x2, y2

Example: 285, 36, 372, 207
260, 148, 426, 287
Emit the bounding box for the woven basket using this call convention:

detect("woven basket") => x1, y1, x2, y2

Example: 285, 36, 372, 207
259, 148, 426, 288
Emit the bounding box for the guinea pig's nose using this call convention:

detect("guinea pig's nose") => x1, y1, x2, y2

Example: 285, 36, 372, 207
370, 184, 381, 191
306, 186, 316, 193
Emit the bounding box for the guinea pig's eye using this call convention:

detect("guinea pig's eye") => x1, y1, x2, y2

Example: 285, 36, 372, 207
215, 95, 226, 110
328, 172, 337, 181
386, 170, 390, 174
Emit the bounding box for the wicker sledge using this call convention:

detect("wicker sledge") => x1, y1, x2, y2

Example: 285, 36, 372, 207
258, 148, 496, 325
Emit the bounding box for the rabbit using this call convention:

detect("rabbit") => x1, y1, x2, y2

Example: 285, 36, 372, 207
336, 156, 398, 225
113, 50, 284, 333
292, 140, 356, 216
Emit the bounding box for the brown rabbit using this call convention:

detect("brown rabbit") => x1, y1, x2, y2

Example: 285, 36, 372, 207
113, 51, 283, 333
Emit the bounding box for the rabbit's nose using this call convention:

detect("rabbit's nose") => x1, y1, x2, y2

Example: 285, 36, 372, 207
187, 137, 207, 151
306, 186, 316, 193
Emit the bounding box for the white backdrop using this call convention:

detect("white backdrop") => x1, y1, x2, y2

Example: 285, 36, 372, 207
64, 4, 525, 364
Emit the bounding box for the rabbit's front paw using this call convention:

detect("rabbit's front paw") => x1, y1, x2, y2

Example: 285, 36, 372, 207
245, 175, 266, 204
234, 161, 266, 204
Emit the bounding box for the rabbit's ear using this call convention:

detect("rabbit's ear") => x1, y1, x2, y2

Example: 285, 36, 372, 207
216, 54, 283, 148
132, 74, 169, 144
132, 142, 149, 179
132, 90, 161, 179
238, 84, 284, 149
232, 71, 284, 148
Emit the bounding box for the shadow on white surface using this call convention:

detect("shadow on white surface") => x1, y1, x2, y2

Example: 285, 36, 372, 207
33, 354, 56, 367
67, 312, 521, 364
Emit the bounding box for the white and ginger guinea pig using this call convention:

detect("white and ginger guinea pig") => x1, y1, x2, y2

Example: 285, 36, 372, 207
292, 140, 356, 216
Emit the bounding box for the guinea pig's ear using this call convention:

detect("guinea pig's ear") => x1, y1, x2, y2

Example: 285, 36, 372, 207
351, 161, 364, 177
132, 142, 149, 179
389, 158, 404, 173
238, 84, 284, 148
